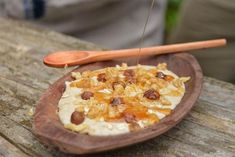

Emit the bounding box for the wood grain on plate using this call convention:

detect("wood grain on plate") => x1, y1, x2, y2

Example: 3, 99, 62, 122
33, 53, 203, 154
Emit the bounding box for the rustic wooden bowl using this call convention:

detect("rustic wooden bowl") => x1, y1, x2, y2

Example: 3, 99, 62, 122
33, 53, 203, 154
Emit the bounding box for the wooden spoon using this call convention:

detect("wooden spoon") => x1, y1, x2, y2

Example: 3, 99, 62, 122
44, 39, 226, 67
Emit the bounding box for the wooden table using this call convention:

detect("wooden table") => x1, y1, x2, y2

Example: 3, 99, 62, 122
0, 18, 234, 157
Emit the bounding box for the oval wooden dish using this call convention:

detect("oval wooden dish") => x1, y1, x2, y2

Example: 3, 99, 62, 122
33, 53, 203, 155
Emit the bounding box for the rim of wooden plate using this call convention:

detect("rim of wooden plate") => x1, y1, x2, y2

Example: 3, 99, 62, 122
33, 53, 203, 155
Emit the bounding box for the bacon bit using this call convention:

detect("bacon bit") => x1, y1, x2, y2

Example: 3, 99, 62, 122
143, 89, 160, 100
112, 81, 126, 90
81, 91, 94, 100
124, 113, 136, 123
97, 73, 106, 82
71, 111, 85, 125
110, 97, 124, 105
123, 69, 135, 77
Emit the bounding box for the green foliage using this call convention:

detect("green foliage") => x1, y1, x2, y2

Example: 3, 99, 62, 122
165, 0, 183, 37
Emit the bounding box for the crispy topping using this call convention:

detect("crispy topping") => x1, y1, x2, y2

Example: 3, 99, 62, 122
156, 63, 167, 70
180, 77, 190, 82
125, 77, 136, 84
63, 63, 190, 134
81, 91, 94, 100
97, 73, 106, 82
165, 75, 174, 81
129, 122, 141, 131
156, 72, 166, 79
112, 81, 126, 90
70, 79, 91, 88
156, 72, 174, 81
110, 97, 124, 105
71, 111, 85, 125
160, 97, 171, 106
123, 69, 135, 77
143, 89, 160, 100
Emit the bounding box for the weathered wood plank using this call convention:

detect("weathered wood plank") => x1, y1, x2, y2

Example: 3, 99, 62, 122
194, 100, 235, 123
0, 115, 53, 157
168, 120, 235, 154
0, 136, 30, 157
0, 18, 235, 156
200, 78, 235, 110
188, 112, 234, 136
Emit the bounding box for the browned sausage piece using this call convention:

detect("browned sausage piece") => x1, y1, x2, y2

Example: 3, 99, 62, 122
81, 91, 94, 100
124, 113, 136, 123
123, 69, 136, 84
71, 111, 85, 125
143, 89, 160, 100
125, 77, 136, 84
97, 73, 107, 82
110, 97, 124, 105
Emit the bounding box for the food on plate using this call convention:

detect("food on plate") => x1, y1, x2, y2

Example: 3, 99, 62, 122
58, 63, 190, 136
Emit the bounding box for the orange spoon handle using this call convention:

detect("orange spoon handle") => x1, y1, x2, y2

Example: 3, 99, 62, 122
93, 39, 226, 61
44, 39, 226, 67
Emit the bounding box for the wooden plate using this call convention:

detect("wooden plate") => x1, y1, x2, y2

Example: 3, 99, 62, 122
33, 53, 203, 154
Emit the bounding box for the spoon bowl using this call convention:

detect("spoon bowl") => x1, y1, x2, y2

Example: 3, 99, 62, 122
44, 51, 90, 67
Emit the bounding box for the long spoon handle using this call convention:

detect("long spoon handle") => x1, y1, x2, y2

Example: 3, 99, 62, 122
93, 39, 226, 61
43, 39, 226, 67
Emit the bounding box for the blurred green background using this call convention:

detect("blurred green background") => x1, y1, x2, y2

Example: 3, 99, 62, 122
165, 0, 183, 39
